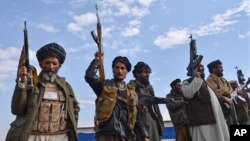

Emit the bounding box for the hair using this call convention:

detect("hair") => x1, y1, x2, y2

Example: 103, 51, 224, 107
207, 59, 222, 73
112, 56, 131, 72
170, 79, 181, 88
132, 62, 151, 77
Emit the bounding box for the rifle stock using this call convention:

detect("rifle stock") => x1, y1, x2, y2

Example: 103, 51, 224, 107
91, 4, 105, 83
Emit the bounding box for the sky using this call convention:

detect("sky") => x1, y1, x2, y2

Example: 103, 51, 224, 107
0, 0, 249, 140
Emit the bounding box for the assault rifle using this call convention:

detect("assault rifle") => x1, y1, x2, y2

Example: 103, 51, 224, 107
91, 4, 105, 84
17, 21, 38, 88
235, 66, 250, 92
187, 35, 203, 77
138, 95, 186, 106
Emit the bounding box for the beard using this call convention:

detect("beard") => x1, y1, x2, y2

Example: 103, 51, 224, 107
217, 72, 223, 77
175, 89, 183, 95
40, 70, 57, 82
137, 76, 150, 86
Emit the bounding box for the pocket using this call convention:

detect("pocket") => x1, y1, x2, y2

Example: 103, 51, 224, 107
51, 103, 61, 122
96, 86, 117, 121
39, 102, 51, 122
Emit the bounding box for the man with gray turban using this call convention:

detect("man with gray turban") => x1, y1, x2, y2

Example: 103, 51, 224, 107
6, 42, 80, 141
85, 54, 149, 141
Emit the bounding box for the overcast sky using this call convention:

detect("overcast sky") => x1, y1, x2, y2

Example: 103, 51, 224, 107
0, 0, 249, 140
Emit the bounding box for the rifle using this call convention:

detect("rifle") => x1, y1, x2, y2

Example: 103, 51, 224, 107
91, 4, 105, 84
17, 21, 38, 88
235, 66, 250, 92
138, 94, 186, 106
187, 35, 203, 77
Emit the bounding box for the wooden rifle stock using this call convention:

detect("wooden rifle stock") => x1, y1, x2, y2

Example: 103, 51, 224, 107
91, 4, 105, 83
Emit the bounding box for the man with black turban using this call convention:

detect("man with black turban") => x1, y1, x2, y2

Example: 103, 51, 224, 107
128, 61, 164, 141
85, 54, 149, 141
166, 79, 191, 141
6, 42, 80, 141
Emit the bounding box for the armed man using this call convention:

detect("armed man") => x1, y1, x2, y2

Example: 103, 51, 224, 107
6, 22, 80, 141
128, 62, 164, 141
181, 36, 229, 141
206, 60, 238, 130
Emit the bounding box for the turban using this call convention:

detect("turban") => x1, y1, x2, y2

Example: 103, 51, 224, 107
207, 59, 222, 70
112, 56, 131, 72
36, 42, 66, 64
132, 62, 151, 77
170, 79, 181, 88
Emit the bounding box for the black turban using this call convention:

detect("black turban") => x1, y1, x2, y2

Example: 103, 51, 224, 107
132, 61, 151, 77
207, 59, 222, 73
112, 56, 131, 72
170, 79, 181, 88
36, 42, 66, 64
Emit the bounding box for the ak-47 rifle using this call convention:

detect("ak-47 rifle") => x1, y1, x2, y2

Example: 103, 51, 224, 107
235, 66, 250, 92
17, 21, 38, 88
91, 4, 105, 84
138, 95, 186, 106
187, 35, 203, 77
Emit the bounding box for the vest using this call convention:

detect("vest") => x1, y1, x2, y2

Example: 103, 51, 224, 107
186, 78, 216, 126
95, 82, 137, 130
32, 82, 67, 134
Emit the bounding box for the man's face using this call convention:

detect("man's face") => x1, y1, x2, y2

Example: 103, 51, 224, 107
214, 64, 223, 77
40, 57, 60, 73
174, 82, 182, 94
112, 62, 128, 82
136, 68, 151, 85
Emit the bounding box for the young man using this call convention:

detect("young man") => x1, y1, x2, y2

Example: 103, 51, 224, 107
181, 63, 229, 141
85, 55, 149, 141
128, 62, 164, 141
6, 43, 80, 141
166, 79, 191, 141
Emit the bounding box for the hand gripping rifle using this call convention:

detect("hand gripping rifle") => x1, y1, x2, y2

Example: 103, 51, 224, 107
235, 66, 250, 93
17, 21, 38, 88
187, 35, 203, 77
138, 95, 186, 106
91, 4, 105, 84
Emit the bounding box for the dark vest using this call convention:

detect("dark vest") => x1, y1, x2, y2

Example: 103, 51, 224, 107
186, 78, 216, 126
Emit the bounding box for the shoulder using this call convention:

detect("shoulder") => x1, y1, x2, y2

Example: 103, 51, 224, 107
104, 79, 115, 86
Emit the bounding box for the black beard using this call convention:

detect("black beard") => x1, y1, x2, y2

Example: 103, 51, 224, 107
137, 77, 150, 86
175, 89, 183, 95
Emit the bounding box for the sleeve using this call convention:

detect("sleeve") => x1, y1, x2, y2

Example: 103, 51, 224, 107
134, 120, 149, 140
84, 59, 103, 96
11, 84, 29, 115
166, 94, 183, 110
181, 77, 203, 99
67, 82, 80, 124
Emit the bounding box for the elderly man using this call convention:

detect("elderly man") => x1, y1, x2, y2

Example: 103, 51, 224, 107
6, 42, 80, 141
85, 55, 149, 141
